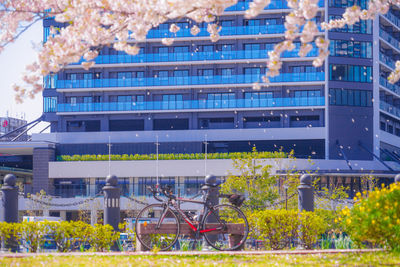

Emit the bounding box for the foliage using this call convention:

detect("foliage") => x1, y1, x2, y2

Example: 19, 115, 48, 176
220, 147, 296, 211
248, 209, 299, 249
19, 221, 47, 253
299, 210, 327, 249
89, 224, 120, 252
0, 222, 21, 249
57, 151, 288, 162
248, 209, 326, 250
340, 182, 400, 250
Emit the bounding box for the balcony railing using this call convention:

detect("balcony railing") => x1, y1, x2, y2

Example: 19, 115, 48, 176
379, 76, 400, 96
379, 28, 400, 49
53, 72, 325, 89
225, 0, 324, 11
71, 48, 319, 65
380, 101, 400, 118
383, 11, 400, 29
380, 53, 396, 69
55, 96, 325, 113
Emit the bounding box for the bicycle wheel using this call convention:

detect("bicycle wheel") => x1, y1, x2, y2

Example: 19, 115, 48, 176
202, 204, 249, 251
135, 204, 180, 251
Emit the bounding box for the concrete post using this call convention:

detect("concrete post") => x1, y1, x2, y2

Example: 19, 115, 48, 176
1, 174, 19, 252
298, 174, 314, 212
395, 174, 400, 183
103, 174, 120, 251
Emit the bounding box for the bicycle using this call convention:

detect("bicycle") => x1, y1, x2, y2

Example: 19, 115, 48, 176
134, 185, 249, 251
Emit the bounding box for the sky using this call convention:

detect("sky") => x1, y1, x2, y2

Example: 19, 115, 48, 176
0, 22, 43, 126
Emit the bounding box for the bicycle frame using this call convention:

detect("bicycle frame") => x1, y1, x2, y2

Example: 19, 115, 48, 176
157, 196, 226, 235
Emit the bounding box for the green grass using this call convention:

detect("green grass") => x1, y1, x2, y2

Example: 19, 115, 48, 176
0, 252, 399, 266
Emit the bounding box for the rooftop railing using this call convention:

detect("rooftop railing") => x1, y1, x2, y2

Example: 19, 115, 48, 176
380, 101, 400, 118
379, 76, 400, 96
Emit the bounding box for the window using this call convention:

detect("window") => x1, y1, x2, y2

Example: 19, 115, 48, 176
155, 70, 168, 80
329, 0, 368, 9
174, 70, 189, 77
198, 69, 214, 77
221, 68, 234, 77
219, 44, 233, 51
221, 20, 234, 27
244, 43, 261, 50
329, 64, 372, 83
201, 45, 214, 52
290, 66, 317, 73
328, 15, 372, 34
245, 92, 273, 107
329, 88, 373, 107
66, 73, 77, 80
174, 46, 189, 53
329, 40, 372, 58
294, 90, 321, 98
207, 93, 235, 108
118, 72, 132, 79
154, 47, 168, 54
244, 67, 261, 75
43, 97, 57, 112
162, 94, 183, 109
244, 19, 261, 26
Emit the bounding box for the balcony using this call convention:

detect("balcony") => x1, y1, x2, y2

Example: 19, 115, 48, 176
55, 96, 325, 113
71, 48, 318, 65
53, 72, 325, 89
380, 53, 396, 69
380, 101, 400, 118
383, 11, 400, 29
379, 76, 400, 96
379, 28, 400, 50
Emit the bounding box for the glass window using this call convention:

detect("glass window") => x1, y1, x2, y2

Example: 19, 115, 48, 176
221, 68, 234, 77
244, 67, 261, 75
174, 46, 189, 53
174, 70, 189, 77
244, 43, 260, 50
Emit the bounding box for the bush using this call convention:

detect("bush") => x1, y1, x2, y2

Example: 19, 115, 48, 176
341, 183, 400, 250
248, 209, 326, 250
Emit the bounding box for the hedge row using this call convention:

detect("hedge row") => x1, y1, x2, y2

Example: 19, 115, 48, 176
57, 151, 288, 161
0, 221, 122, 252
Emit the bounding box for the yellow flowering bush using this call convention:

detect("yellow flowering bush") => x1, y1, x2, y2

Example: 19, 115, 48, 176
340, 183, 400, 250
248, 209, 327, 249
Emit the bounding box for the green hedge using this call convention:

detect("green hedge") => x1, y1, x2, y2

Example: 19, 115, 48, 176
0, 221, 121, 252
57, 151, 288, 161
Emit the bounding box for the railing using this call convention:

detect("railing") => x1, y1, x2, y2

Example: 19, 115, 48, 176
380, 53, 396, 69
380, 101, 400, 118
55, 96, 325, 113
225, 0, 324, 11
383, 11, 400, 29
379, 28, 400, 49
380, 76, 400, 96
147, 24, 286, 39
54, 72, 325, 89
71, 48, 319, 65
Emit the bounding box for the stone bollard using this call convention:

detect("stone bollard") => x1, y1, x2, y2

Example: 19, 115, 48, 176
0, 174, 19, 252
298, 174, 314, 212
395, 174, 400, 183
201, 175, 219, 249
103, 174, 121, 251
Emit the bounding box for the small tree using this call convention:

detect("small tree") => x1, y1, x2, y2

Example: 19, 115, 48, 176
220, 147, 296, 211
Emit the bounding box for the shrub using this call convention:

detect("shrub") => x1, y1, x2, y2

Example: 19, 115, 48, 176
341, 183, 400, 250
248, 209, 326, 250
249, 209, 299, 249
89, 224, 120, 252
299, 211, 327, 249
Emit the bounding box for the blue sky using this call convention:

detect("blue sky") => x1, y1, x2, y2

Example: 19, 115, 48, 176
0, 22, 43, 123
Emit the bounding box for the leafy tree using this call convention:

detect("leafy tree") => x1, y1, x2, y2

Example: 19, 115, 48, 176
220, 147, 297, 211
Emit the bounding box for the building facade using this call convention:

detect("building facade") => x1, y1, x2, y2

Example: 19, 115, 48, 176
1, 0, 400, 217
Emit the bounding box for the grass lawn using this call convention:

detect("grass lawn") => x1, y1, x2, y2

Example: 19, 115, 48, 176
0, 252, 399, 266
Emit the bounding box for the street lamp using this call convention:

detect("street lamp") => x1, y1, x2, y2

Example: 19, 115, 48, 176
283, 184, 289, 210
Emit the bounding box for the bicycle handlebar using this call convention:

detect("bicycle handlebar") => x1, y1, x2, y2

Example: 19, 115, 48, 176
146, 185, 175, 202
